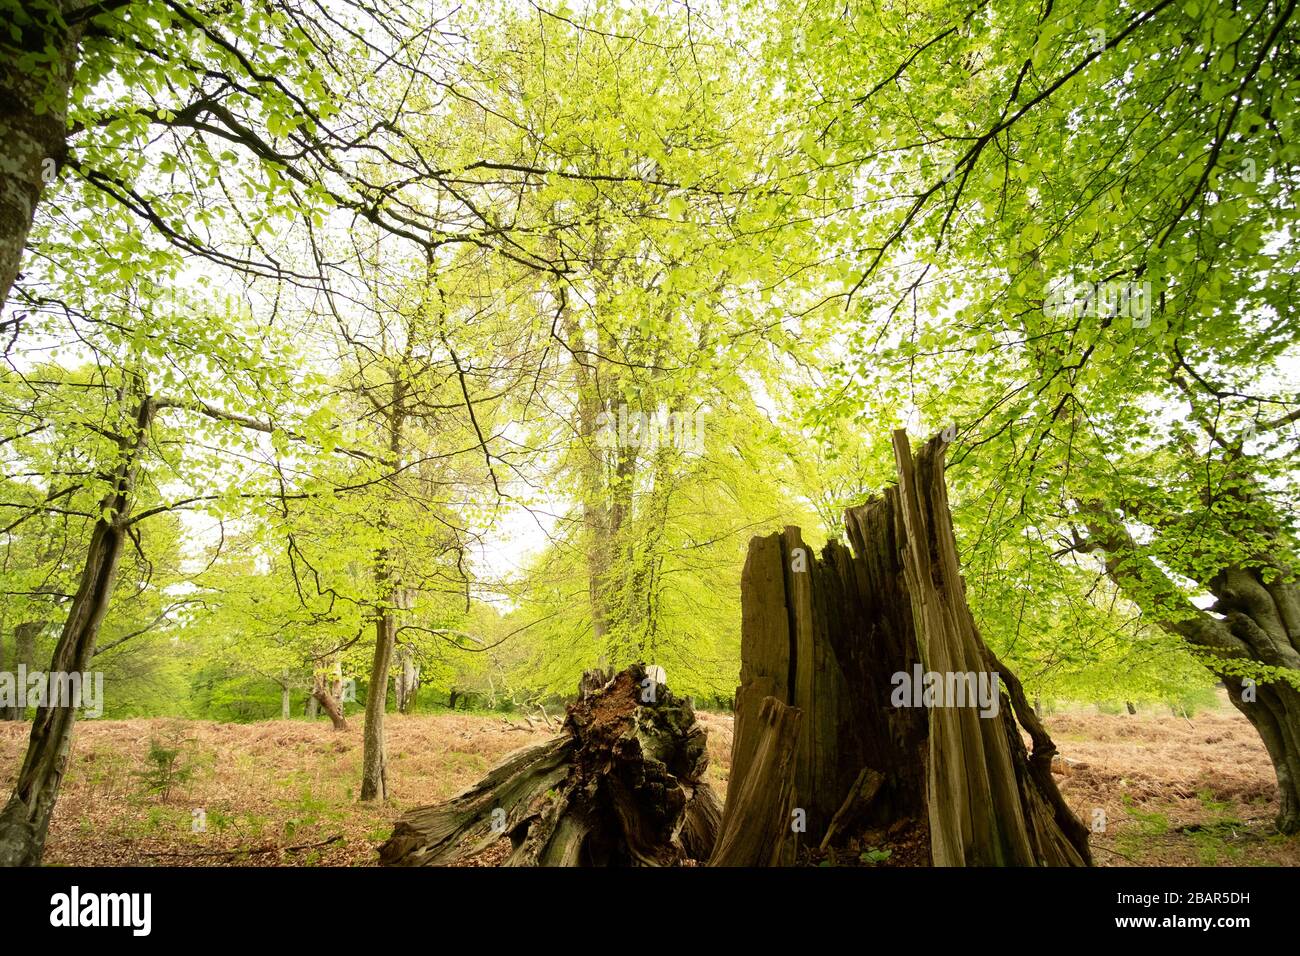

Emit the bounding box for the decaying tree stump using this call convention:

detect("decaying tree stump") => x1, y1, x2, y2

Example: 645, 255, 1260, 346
379, 664, 720, 866
709, 696, 801, 866
721, 430, 1091, 866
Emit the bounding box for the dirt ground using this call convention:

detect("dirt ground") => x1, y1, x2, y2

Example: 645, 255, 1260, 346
1045, 696, 1297, 866
0, 693, 1294, 866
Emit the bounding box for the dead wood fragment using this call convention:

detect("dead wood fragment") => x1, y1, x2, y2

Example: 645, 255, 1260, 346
379, 664, 718, 866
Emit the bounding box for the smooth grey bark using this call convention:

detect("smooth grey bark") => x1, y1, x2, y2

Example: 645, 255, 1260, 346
394, 643, 419, 714
360, 609, 393, 799
2, 622, 40, 721
360, 373, 408, 801
564, 305, 612, 645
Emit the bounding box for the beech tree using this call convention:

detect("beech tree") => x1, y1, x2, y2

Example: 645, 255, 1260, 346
779, 0, 1300, 830
1, 0, 1297, 868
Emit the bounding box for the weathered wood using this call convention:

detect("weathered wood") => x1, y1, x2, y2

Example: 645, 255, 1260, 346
732, 533, 788, 788
818, 767, 885, 853
720, 429, 1089, 867
893, 432, 1028, 864
893, 431, 1087, 865
379, 664, 718, 866
710, 696, 802, 867
680, 783, 723, 862
723, 519, 929, 856
578, 667, 611, 698
985, 645, 1092, 863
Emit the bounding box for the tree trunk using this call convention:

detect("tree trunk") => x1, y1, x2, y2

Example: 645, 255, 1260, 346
1223, 672, 1300, 834
360, 608, 394, 800
720, 430, 1090, 866
0, 396, 155, 866
0, 3, 81, 311
379, 665, 718, 866
394, 643, 419, 714
311, 676, 347, 731
360, 386, 405, 802
281, 683, 292, 720
1084, 514, 1300, 834
1199, 563, 1300, 834
306, 694, 319, 720
2, 622, 40, 721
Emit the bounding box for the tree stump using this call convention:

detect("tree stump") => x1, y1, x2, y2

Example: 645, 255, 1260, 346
720, 430, 1091, 866
710, 696, 802, 866
378, 664, 720, 866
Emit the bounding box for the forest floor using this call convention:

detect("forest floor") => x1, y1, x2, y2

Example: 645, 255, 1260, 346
1, 692, 1295, 866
